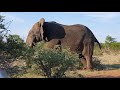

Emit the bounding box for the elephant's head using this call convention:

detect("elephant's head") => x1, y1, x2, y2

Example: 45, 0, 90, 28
26, 18, 45, 47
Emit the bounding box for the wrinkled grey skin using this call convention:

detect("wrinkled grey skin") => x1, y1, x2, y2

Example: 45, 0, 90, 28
26, 18, 101, 70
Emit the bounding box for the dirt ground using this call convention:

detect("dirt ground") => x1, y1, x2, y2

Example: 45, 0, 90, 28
79, 69, 120, 78
65, 69, 120, 78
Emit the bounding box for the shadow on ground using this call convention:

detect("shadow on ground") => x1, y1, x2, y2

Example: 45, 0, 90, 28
92, 57, 120, 70
102, 64, 120, 70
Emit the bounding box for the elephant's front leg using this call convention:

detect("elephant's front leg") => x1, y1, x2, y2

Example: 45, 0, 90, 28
82, 42, 94, 70
44, 39, 61, 49
79, 54, 87, 70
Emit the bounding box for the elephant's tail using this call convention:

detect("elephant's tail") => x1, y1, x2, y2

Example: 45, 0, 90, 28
85, 26, 102, 49
94, 37, 102, 49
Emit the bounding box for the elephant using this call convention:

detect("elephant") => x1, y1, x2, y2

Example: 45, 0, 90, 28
26, 18, 101, 70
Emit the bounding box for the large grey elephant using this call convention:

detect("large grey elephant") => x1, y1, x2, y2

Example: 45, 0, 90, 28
26, 18, 101, 70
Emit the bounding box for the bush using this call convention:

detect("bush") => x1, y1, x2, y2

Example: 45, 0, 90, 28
22, 46, 35, 68
0, 39, 6, 52
5, 34, 26, 59
29, 42, 77, 78
92, 57, 104, 70
101, 43, 120, 53
102, 35, 120, 53
109, 43, 120, 51
94, 42, 120, 56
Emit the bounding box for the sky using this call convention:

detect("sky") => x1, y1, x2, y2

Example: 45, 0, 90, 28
1, 12, 120, 43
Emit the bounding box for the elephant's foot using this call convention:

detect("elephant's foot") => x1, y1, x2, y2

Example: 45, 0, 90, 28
82, 67, 93, 72
86, 66, 93, 71
82, 65, 93, 71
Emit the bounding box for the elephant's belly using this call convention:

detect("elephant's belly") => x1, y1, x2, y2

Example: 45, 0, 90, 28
61, 38, 81, 52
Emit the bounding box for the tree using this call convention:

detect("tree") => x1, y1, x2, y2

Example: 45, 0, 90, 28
0, 15, 5, 41
0, 15, 12, 49
7, 34, 24, 44
104, 35, 120, 52
0, 15, 6, 29
0, 15, 7, 52
0, 15, 9, 38
6, 34, 26, 58
0, 14, 12, 40
105, 35, 116, 44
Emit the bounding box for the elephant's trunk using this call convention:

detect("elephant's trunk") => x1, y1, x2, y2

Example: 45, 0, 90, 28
26, 35, 33, 47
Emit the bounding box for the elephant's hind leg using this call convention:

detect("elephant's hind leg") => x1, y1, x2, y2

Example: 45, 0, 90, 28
82, 42, 94, 70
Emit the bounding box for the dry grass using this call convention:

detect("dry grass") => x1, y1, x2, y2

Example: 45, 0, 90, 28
97, 53, 120, 65
17, 73, 44, 78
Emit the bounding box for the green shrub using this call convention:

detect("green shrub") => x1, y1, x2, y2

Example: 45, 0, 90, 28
22, 46, 35, 68
0, 39, 6, 52
109, 43, 120, 51
94, 42, 120, 55
5, 34, 26, 59
101, 42, 120, 54
92, 57, 104, 70
30, 42, 77, 78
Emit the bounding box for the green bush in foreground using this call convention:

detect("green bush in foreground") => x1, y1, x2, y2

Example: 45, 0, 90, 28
32, 42, 77, 78
23, 43, 77, 78
5, 34, 26, 59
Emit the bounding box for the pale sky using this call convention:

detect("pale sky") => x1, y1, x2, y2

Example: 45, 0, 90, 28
1, 12, 120, 43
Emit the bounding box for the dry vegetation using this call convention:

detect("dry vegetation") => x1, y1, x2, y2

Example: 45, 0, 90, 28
97, 52, 120, 65
2, 50, 119, 78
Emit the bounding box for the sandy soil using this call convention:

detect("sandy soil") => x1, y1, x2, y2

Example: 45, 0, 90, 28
80, 69, 120, 78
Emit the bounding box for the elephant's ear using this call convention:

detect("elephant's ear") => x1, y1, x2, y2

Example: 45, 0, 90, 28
39, 18, 45, 40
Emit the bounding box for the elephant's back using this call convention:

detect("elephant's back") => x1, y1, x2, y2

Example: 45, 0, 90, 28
63, 24, 87, 32
61, 25, 86, 50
